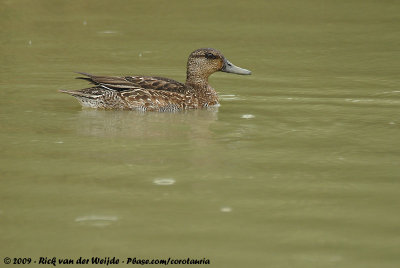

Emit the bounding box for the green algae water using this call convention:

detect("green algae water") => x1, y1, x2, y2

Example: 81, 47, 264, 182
1, 0, 400, 267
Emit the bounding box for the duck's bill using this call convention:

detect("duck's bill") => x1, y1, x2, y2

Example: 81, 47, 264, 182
221, 59, 252, 75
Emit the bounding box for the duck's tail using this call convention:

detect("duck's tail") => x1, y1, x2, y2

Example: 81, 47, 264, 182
58, 89, 99, 99
59, 88, 104, 109
75, 71, 95, 83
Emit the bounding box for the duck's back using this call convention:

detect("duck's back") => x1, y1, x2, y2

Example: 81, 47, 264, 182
76, 72, 187, 93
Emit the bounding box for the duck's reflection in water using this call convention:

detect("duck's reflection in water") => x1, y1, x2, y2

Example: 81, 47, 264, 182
74, 107, 219, 141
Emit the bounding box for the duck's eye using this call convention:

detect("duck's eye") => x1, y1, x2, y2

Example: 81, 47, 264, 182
205, 52, 217, 59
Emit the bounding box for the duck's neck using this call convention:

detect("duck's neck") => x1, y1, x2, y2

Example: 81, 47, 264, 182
185, 72, 210, 89
185, 72, 218, 105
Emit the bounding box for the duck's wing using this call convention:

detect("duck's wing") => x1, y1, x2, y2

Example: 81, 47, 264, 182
76, 72, 187, 93
59, 86, 197, 111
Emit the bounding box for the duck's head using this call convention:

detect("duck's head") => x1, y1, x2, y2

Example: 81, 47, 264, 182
186, 48, 251, 83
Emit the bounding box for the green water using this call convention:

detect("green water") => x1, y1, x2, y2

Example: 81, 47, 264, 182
1, 0, 400, 267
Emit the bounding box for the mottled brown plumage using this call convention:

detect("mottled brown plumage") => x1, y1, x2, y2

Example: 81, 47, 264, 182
60, 48, 251, 111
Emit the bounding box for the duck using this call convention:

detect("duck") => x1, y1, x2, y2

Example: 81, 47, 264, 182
59, 48, 251, 111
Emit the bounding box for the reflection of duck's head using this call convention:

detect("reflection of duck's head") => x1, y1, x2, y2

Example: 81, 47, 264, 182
186, 48, 251, 85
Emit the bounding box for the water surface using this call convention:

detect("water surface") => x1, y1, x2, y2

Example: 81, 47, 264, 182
1, 0, 400, 267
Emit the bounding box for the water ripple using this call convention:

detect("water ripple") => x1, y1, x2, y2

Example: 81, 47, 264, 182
241, 114, 255, 119
220, 207, 233, 213
153, 178, 176, 186
74, 215, 118, 227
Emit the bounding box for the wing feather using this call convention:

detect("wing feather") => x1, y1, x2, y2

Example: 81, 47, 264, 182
75, 72, 187, 93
